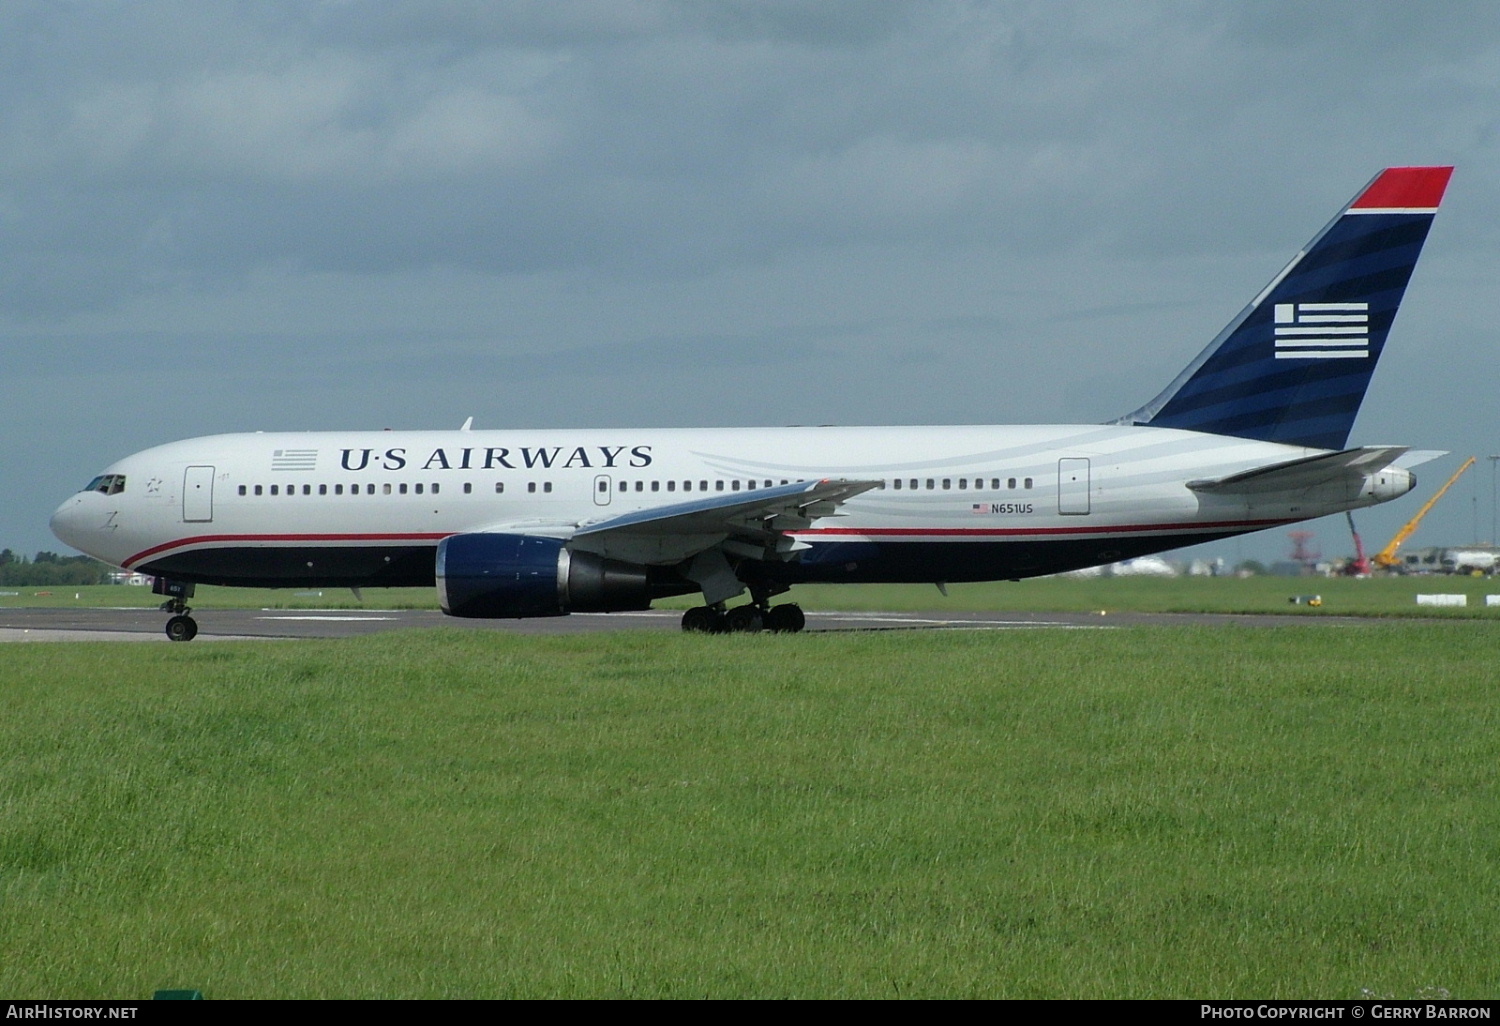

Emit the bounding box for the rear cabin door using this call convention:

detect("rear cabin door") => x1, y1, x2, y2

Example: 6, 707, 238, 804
183, 466, 215, 522
1058, 458, 1091, 516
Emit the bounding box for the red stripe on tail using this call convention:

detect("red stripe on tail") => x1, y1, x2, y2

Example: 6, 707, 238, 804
1350, 166, 1453, 210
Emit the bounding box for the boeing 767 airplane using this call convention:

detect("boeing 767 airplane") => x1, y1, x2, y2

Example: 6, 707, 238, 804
52, 166, 1452, 639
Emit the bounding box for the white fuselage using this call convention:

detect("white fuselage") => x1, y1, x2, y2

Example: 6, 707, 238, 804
50, 423, 1409, 591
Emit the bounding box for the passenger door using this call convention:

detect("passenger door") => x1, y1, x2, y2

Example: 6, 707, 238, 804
1058, 458, 1090, 516
183, 466, 215, 522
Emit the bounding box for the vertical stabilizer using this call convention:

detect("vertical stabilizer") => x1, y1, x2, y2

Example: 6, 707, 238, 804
1118, 167, 1452, 450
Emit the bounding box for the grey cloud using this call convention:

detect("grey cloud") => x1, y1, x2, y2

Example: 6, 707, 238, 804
3, 0, 1499, 559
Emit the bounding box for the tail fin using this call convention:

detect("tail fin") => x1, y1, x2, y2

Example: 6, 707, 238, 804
1117, 167, 1452, 450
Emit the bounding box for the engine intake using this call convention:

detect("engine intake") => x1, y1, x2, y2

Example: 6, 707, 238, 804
436, 533, 657, 618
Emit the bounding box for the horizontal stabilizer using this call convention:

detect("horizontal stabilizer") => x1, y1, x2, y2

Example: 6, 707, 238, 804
1188, 446, 1408, 495
1392, 449, 1448, 470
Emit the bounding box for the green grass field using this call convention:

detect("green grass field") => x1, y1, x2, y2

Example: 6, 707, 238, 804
3, 625, 1498, 998
6, 573, 1500, 618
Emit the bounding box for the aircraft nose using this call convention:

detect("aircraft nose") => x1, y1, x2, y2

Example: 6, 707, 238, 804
50, 494, 92, 551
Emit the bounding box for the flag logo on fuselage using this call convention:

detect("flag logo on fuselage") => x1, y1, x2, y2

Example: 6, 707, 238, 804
1273, 302, 1368, 360
271, 449, 319, 471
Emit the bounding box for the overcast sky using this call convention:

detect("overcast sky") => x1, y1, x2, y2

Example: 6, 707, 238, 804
5, 0, 1499, 568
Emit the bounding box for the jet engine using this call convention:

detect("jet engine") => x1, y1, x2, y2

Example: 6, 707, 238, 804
436, 533, 668, 618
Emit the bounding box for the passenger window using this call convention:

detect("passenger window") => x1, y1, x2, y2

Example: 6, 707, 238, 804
893, 479, 902, 490
528, 482, 537, 493
303, 485, 312, 495
667, 481, 676, 492
335, 484, 343, 495
318, 484, 327, 495
255, 485, 263, 496
1025, 478, 1033, 489
270, 485, 279, 496
463, 483, 472, 494
942, 479, 951, 490
399, 483, 408, 495
700, 481, 708, 491
651, 481, 660, 492
431, 483, 439, 495
958, 479, 967, 489
383, 484, 392, 495
732, 480, 740, 491
636, 481, 644, 492
543, 482, 552, 493
926, 479, 935, 490
367, 484, 375, 495
910, 479, 918, 490
715, 481, 724, 492
495, 483, 503, 494
1008, 478, 1017, 489
414, 483, 423, 495
238, 485, 247, 496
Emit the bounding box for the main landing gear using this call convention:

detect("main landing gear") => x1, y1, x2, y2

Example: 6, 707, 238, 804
152, 578, 199, 642
680, 601, 806, 634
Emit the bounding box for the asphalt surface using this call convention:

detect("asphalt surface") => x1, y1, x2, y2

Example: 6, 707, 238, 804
0, 605, 1384, 641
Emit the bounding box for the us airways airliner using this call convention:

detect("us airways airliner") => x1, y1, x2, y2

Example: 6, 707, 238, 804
52, 167, 1452, 639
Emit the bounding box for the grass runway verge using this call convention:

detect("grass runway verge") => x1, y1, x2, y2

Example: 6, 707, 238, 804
3, 625, 1498, 998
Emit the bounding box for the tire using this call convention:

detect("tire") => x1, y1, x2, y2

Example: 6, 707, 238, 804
724, 605, 764, 633
165, 615, 198, 642
681, 607, 719, 633
764, 603, 806, 633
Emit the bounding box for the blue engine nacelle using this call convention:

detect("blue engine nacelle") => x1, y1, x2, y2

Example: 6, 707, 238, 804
436, 533, 657, 618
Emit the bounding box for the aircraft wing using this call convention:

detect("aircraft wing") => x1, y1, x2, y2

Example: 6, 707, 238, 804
568, 478, 882, 566
1187, 446, 1409, 494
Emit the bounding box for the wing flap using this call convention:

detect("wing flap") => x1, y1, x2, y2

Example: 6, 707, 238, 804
570, 478, 880, 564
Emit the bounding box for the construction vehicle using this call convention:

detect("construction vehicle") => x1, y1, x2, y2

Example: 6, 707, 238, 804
1372, 456, 1476, 570
1344, 512, 1371, 576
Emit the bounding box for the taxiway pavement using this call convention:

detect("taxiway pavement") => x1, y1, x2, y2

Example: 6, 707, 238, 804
0, 606, 1381, 641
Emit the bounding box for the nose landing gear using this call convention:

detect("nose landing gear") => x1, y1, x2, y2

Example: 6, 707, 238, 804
165, 613, 198, 642
152, 578, 199, 642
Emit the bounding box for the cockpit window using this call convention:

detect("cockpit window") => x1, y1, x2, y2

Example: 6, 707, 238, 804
85, 474, 126, 496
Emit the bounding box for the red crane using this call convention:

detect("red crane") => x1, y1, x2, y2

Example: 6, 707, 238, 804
1344, 512, 1371, 576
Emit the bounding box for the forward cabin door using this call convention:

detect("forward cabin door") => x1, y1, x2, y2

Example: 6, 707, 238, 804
593, 474, 613, 506
1058, 458, 1090, 515
183, 466, 215, 523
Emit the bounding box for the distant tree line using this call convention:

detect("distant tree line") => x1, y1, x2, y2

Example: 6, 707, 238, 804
0, 550, 115, 587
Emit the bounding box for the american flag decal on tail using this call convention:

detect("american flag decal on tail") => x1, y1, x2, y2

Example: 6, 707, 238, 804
1273, 302, 1368, 360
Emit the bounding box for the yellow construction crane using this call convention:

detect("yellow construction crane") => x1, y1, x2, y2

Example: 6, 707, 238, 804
1372, 456, 1476, 569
